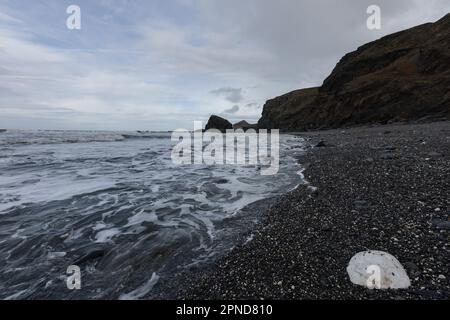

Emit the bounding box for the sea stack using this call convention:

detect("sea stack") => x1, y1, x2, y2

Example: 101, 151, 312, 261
204, 115, 233, 133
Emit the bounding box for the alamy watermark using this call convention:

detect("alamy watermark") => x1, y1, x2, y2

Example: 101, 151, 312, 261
66, 5, 81, 30
366, 265, 382, 289
171, 121, 280, 176
64, 5, 380, 31
367, 5, 381, 30
66, 265, 81, 290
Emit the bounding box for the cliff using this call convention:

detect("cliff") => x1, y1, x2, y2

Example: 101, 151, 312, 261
258, 13, 450, 131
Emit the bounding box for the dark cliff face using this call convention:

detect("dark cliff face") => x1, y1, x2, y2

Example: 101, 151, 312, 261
233, 120, 258, 131
258, 87, 320, 131
204, 115, 233, 132
258, 13, 450, 131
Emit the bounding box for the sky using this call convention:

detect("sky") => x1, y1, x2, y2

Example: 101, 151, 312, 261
0, 0, 449, 131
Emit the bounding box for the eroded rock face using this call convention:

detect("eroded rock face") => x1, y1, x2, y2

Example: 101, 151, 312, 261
258, 87, 319, 131
204, 115, 233, 133
347, 251, 411, 290
258, 13, 450, 131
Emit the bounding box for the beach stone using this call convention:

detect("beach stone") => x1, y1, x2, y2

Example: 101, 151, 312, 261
403, 262, 420, 277
431, 219, 450, 230
380, 153, 396, 160
428, 152, 443, 158
354, 200, 369, 209
307, 185, 319, 196
347, 250, 411, 290
315, 140, 326, 147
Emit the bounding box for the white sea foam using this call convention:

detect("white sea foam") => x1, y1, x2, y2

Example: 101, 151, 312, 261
0, 130, 306, 299
4, 290, 28, 300
95, 228, 121, 243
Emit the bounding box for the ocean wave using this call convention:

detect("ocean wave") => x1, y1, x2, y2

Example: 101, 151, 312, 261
0, 131, 171, 146
0, 130, 305, 299
121, 134, 171, 140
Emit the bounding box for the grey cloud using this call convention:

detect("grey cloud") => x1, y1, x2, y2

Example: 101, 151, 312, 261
246, 102, 259, 109
197, 0, 450, 85
224, 105, 240, 114
1, 0, 449, 131
210, 87, 244, 103
0, 67, 10, 75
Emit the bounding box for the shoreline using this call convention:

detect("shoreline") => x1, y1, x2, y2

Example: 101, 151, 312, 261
175, 121, 450, 300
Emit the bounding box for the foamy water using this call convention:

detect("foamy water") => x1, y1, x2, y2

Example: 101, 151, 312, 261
0, 130, 306, 299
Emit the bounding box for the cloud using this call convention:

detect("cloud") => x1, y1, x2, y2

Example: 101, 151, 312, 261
245, 102, 259, 109
224, 105, 240, 114
210, 87, 244, 103
0, 0, 449, 130
0, 12, 22, 24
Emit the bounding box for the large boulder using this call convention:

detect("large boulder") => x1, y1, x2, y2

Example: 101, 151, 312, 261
258, 13, 450, 131
204, 115, 233, 133
347, 251, 411, 290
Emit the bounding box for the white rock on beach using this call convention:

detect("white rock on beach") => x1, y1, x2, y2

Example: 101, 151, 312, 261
347, 250, 411, 290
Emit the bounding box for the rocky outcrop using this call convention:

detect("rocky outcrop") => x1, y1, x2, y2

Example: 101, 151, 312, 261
204, 115, 233, 132
258, 13, 450, 131
258, 87, 320, 131
233, 120, 258, 131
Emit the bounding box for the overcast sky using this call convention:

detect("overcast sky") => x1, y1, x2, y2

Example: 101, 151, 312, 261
0, 0, 449, 131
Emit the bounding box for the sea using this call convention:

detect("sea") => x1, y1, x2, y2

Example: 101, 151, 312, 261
0, 129, 306, 299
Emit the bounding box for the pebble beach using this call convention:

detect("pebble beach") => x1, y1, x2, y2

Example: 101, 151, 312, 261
177, 121, 450, 300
